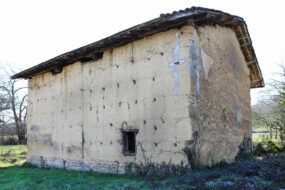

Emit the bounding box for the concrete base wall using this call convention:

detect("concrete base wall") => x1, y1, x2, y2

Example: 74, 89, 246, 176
28, 156, 125, 174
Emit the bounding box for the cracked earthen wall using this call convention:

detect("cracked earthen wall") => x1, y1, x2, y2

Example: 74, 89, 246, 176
188, 26, 251, 165
27, 25, 250, 172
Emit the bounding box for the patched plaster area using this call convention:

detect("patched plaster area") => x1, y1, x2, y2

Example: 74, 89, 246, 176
201, 49, 213, 79
168, 31, 186, 102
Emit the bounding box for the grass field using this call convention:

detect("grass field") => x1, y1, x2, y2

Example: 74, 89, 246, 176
0, 135, 18, 141
0, 145, 284, 190
0, 145, 27, 167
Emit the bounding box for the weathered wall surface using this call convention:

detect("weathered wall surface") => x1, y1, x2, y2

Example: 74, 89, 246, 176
27, 25, 251, 173
187, 26, 251, 165
27, 26, 194, 173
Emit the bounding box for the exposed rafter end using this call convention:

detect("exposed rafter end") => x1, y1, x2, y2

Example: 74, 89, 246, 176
247, 59, 257, 67
251, 79, 263, 86
51, 66, 63, 75
241, 42, 252, 47
238, 36, 248, 41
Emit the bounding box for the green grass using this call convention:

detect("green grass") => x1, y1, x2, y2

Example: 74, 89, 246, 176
0, 145, 284, 190
0, 167, 152, 190
0, 145, 27, 167
0, 135, 18, 141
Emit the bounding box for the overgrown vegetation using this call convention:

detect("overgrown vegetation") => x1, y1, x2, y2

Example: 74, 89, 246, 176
253, 138, 285, 156
0, 145, 284, 189
0, 136, 18, 145
125, 161, 191, 177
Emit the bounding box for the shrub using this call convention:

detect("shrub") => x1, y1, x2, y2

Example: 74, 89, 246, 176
253, 140, 284, 156
125, 161, 191, 177
265, 140, 281, 153
21, 162, 37, 169
0, 137, 18, 145
253, 143, 267, 156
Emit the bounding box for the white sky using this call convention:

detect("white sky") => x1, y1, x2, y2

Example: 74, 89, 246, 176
1, 0, 285, 105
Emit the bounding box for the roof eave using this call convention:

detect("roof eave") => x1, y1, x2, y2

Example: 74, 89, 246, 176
11, 7, 264, 88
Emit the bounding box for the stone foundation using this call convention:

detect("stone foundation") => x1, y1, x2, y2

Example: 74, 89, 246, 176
27, 156, 126, 174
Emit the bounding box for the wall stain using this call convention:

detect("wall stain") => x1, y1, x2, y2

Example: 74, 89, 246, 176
188, 28, 202, 116
230, 44, 242, 128
30, 125, 40, 131
201, 49, 213, 79
168, 31, 186, 102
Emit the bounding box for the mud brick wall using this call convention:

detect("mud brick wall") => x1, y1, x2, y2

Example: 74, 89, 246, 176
27, 25, 251, 172
188, 26, 251, 165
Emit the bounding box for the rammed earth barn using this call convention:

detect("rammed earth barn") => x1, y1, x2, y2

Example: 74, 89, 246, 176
13, 7, 264, 173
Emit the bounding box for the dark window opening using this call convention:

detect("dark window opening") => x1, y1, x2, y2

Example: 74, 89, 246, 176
122, 131, 137, 156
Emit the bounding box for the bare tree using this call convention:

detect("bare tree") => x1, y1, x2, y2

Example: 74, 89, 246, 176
0, 74, 10, 127
253, 62, 285, 148
0, 94, 9, 117
0, 65, 27, 144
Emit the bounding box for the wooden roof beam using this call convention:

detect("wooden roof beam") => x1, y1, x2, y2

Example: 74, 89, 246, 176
251, 79, 263, 86
247, 59, 257, 67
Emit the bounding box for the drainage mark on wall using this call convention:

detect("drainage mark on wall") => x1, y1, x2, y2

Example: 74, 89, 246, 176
230, 43, 242, 128
188, 28, 202, 116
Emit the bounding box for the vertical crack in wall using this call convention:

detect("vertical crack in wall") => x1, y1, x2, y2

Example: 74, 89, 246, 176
62, 67, 68, 155
188, 28, 202, 116
185, 28, 202, 166
81, 64, 85, 159
168, 31, 186, 102
81, 125, 85, 159
183, 131, 198, 168
230, 44, 242, 128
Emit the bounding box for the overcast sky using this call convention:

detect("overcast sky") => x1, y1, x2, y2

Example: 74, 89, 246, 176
0, 0, 284, 105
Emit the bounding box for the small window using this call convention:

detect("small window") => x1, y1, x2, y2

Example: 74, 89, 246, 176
122, 131, 137, 156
